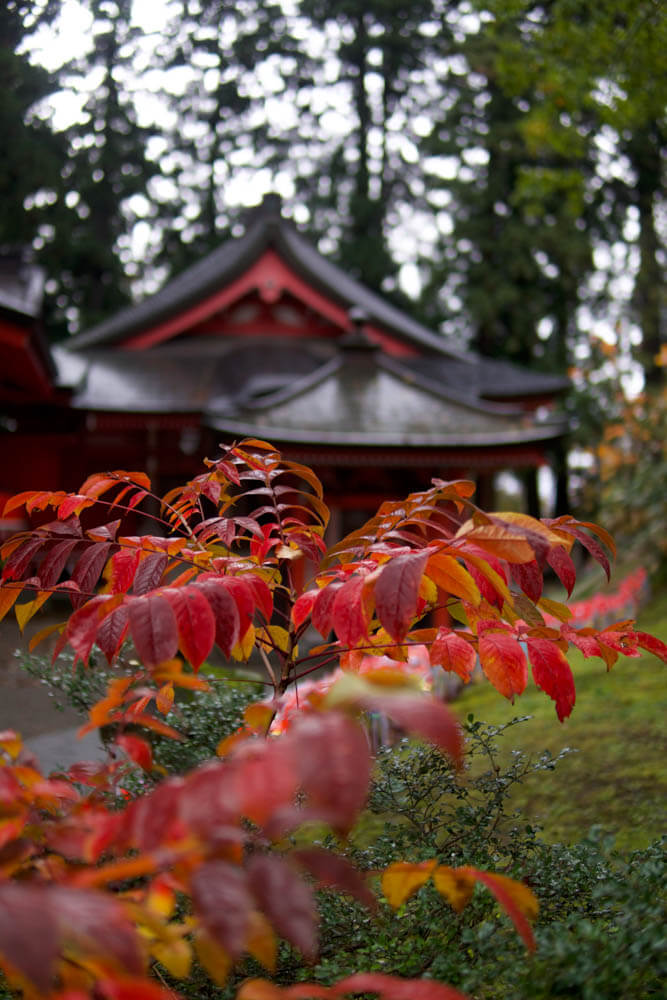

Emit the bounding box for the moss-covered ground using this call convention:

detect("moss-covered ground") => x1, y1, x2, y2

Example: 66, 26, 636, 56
455, 576, 667, 851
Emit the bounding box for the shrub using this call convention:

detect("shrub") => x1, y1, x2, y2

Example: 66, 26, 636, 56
0, 438, 665, 999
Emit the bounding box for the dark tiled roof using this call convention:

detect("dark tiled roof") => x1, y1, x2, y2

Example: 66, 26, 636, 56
403, 355, 569, 400
66, 199, 567, 399
205, 343, 567, 448
67, 202, 455, 355
56, 337, 332, 413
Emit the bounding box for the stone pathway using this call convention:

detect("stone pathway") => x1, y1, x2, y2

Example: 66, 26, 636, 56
0, 613, 105, 773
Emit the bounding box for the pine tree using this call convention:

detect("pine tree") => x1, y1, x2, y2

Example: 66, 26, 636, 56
48, 0, 161, 332
0, 2, 65, 271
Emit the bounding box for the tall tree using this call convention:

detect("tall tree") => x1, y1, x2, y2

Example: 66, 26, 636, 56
474, 0, 665, 384
417, 4, 596, 371
47, 0, 161, 332
0, 1, 65, 265
291, 0, 448, 299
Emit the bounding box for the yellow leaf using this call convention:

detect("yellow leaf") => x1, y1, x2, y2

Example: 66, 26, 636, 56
28, 621, 65, 652
489, 512, 570, 548
231, 624, 256, 661
256, 625, 291, 655
426, 553, 481, 605
0, 730, 22, 760
455, 521, 535, 563
155, 682, 174, 715
0, 585, 21, 624
147, 879, 176, 918
15, 591, 51, 632
236, 980, 285, 1000
418, 574, 438, 605
244, 702, 275, 732
151, 936, 192, 979
433, 865, 475, 912
538, 596, 572, 622
194, 930, 232, 986
381, 860, 437, 908
246, 911, 277, 972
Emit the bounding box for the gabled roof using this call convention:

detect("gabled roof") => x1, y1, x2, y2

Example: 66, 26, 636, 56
62, 196, 569, 400
66, 196, 453, 355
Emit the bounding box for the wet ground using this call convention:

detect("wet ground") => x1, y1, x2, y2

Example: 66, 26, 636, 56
0, 610, 104, 772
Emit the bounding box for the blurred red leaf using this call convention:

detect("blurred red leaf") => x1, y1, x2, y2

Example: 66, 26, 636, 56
191, 860, 253, 958
247, 854, 318, 960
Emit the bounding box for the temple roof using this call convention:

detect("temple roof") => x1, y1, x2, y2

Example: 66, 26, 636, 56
63, 196, 568, 401
51, 196, 569, 451
206, 338, 566, 447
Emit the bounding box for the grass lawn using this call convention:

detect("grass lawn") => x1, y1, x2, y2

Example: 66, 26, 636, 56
455, 577, 667, 852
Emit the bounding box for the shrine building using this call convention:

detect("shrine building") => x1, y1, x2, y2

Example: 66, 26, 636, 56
1, 196, 569, 536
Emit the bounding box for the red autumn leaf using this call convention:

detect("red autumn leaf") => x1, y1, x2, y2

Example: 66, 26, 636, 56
366, 693, 463, 767
0, 883, 60, 992
57, 494, 93, 520
561, 623, 602, 659
133, 551, 168, 595
509, 559, 543, 603
128, 777, 186, 852
291, 848, 376, 910
463, 869, 537, 952
177, 761, 240, 844
67, 595, 123, 664
191, 860, 254, 958
546, 544, 577, 597
634, 631, 667, 662
165, 586, 216, 670
97, 977, 177, 1000
331, 575, 370, 646
460, 545, 509, 608
247, 854, 318, 960
115, 733, 153, 771
95, 604, 130, 665
72, 541, 114, 602
1, 535, 45, 581
526, 637, 576, 721
109, 547, 141, 594
333, 972, 470, 1000
234, 738, 299, 827
218, 575, 255, 636
560, 524, 612, 581
291, 590, 318, 629
373, 550, 429, 642
36, 539, 80, 589
194, 578, 241, 657
244, 574, 274, 622
54, 886, 143, 973
127, 594, 179, 667
312, 580, 343, 637
292, 712, 371, 833
430, 628, 476, 681
478, 631, 527, 700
